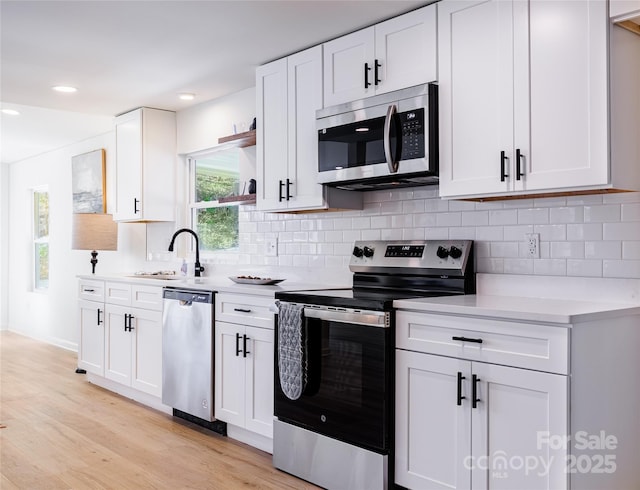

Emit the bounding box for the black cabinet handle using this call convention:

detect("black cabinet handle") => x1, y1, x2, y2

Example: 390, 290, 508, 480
500, 150, 508, 182
452, 336, 483, 344
472, 374, 481, 409
364, 62, 372, 88
84, 288, 95, 293
97, 308, 103, 326
278, 180, 284, 202
374, 59, 381, 85
134, 198, 140, 214
286, 179, 292, 201
235, 332, 242, 356
243, 334, 250, 358
234, 308, 251, 313
456, 371, 466, 406
516, 148, 524, 180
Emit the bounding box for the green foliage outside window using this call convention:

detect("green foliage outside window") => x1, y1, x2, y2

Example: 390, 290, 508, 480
193, 153, 240, 252
33, 190, 49, 289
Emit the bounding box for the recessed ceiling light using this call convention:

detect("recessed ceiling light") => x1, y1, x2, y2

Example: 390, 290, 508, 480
52, 86, 78, 93
1, 109, 20, 116
178, 93, 195, 101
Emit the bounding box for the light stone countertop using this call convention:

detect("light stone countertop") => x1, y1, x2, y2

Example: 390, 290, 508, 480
394, 294, 640, 325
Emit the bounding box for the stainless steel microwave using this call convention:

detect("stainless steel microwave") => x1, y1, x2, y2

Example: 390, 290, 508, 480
316, 83, 438, 191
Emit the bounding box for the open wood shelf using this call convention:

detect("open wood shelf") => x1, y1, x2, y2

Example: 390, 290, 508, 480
218, 194, 257, 205
217, 129, 256, 149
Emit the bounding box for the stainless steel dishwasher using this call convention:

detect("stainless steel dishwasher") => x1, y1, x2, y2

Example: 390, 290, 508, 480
162, 287, 215, 422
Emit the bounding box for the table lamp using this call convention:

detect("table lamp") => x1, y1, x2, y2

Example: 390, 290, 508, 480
72, 213, 118, 274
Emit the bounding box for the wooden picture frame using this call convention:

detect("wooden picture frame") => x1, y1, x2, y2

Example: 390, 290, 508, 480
72, 149, 106, 213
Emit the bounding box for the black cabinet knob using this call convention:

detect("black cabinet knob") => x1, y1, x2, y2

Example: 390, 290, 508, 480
436, 246, 450, 259
449, 246, 463, 259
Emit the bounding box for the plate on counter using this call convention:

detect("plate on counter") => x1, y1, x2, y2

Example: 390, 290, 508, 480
229, 276, 285, 285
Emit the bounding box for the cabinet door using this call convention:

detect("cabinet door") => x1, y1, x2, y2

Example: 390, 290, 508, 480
214, 321, 246, 427
438, 0, 515, 198
244, 325, 274, 438
374, 4, 437, 95
323, 27, 375, 106
515, 0, 608, 192
78, 300, 105, 376
256, 58, 289, 211
396, 350, 471, 490
114, 109, 142, 221
286, 45, 325, 211
104, 304, 132, 385
130, 308, 163, 397
471, 363, 568, 490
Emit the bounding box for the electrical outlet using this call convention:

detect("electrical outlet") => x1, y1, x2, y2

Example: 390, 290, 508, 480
525, 233, 540, 258
265, 238, 278, 257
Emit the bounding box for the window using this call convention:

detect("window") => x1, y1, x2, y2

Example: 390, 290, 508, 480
189, 150, 240, 252
33, 188, 49, 290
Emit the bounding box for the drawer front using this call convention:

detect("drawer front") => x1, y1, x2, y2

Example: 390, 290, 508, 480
215, 293, 275, 329
105, 282, 132, 306
131, 285, 163, 312
79, 279, 105, 302
396, 311, 569, 375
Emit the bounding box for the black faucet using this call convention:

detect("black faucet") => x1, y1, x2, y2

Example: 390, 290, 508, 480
168, 228, 205, 277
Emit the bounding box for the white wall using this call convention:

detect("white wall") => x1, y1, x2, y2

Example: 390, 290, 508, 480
6, 131, 150, 348
0, 163, 9, 330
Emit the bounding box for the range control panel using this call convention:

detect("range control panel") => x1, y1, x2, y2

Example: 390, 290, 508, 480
350, 240, 473, 272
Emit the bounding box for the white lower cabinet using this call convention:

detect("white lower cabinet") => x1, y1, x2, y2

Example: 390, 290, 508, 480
78, 279, 164, 404
215, 293, 275, 443
395, 311, 569, 490
104, 303, 162, 397
78, 279, 106, 375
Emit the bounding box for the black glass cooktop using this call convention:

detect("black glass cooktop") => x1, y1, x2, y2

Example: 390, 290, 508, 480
275, 288, 459, 311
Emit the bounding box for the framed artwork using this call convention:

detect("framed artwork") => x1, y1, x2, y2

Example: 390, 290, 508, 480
72, 149, 106, 213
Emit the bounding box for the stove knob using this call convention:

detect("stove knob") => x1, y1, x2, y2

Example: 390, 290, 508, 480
449, 246, 463, 259
436, 246, 450, 259
352, 246, 364, 258
363, 246, 374, 258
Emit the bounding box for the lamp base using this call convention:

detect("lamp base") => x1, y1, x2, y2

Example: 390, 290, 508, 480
90, 250, 98, 274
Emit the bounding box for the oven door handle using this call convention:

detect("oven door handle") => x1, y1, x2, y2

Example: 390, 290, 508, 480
384, 103, 398, 174
303, 307, 389, 328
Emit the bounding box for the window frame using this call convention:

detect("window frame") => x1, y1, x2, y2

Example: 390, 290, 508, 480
32, 186, 49, 291
187, 151, 241, 255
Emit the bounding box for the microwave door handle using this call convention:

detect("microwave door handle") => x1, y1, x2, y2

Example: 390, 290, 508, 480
384, 104, 398, 173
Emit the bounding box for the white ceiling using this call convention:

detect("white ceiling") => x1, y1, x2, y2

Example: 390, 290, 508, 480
0, 0, 427, 164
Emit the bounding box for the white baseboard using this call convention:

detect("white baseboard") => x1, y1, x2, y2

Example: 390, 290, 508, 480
85, 373, 172, 415
227, 424, 273, 454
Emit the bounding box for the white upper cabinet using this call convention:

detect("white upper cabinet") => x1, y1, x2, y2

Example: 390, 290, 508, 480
439, 0, 639, 200
256, 45, 362, 212
610, 0, 640, 19
323, 4, 437, 107
114, 107, 176, 221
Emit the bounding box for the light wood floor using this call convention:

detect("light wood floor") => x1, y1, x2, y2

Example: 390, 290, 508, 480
0, 331, 318, 489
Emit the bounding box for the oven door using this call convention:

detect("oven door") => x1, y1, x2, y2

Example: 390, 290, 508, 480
274, 306, 393, 454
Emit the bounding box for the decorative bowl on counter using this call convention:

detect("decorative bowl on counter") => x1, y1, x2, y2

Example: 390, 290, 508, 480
229, 276, 285, 285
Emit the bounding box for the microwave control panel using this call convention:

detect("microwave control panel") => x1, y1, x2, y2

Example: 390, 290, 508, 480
399, 108, 425, 160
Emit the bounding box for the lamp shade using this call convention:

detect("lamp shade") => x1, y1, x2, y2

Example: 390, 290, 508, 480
72, 213, 118, 251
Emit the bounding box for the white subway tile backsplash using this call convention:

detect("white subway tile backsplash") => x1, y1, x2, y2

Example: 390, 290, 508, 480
567, 223, 602, 241
549, 207, 584, 224
603, 222, 640, 241
585, 241, 621, 259
584, 205, 621, 223
517, 208, 549, 224
621, 203, 640, 221
238, 188, 639, 280
567, 259, 602, 277
436, 212, 462, 227
623, 242, 640, 260
489, 209, 518, 225
551, 241, 584, 259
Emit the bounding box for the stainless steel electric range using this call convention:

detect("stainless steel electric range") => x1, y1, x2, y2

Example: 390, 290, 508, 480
273, 240, 475, 490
